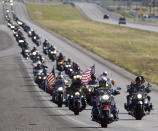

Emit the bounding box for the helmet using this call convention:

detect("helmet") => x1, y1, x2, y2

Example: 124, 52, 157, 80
91, 73, 96, 80
102, 71, 108, 76
57, 72, 63, 79
135, 76, 142, 86
59, 52, 63, 57
99, 76, 107, 87
68, 58, 71, 63
33, 46, 36, 50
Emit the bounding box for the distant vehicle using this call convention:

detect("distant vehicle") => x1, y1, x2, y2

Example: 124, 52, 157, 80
103, 14, 109, 19
118, 17, 126, 24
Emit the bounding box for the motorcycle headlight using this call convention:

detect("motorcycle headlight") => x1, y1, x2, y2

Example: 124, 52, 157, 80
38, 72, 41, 75
43, 76, 46, 79
137, 94, 142, 99
65, 65, 68, 68
32, 52, 36, 55
73, 75, 77, 79
58, 87, 63, 91
70, 69, 73, 72
11, 25, 15, 29
38, 76, 41, 79
75, 92, 80, 96
76, 75, 81, 78
102, 94, 110, 100
88, 88, 92, 92
43, 47, 46, 49
17, 21, 22, 25
34, 36, 36, 39
19, 40, 24, 43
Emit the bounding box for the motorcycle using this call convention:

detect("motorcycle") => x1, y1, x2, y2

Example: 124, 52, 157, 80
85, 85, 98, 106
35, 72, 47, 89
91, 88, 120, 128
56, 60, 65, 71
68, 89, 86, 115
48, 49, 57, 61
64, 62, 72, 74
43, 45, 49, 55
30, 51, 38, 61
32, 35, 41, 46
21, 48, 30, 59
52, 83, 67, 107
124, 88, 151, 120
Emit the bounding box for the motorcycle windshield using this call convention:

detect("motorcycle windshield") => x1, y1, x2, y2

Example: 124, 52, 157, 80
34, 69, 43, 73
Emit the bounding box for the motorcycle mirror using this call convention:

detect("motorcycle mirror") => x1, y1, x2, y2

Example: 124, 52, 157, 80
127, 85, 130, 90
117, 87, 121, 90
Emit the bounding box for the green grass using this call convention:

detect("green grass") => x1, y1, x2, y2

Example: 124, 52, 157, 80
26, 2, 158, 84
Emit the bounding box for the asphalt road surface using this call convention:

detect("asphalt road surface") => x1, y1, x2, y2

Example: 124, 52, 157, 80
75, 2, 158, 33
0, 1, 158, 131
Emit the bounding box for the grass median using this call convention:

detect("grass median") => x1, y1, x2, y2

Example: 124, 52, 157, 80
26, 2, 158, 84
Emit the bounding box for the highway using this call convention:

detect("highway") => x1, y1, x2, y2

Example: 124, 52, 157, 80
0, 1, 158, 130
75, 2, 158, 33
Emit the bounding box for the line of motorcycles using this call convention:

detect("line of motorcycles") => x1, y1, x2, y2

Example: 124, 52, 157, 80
4, 3, 153, 128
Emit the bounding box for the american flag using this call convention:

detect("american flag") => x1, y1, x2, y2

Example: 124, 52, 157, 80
46, 72, 56, 91
81, 65, 95, 85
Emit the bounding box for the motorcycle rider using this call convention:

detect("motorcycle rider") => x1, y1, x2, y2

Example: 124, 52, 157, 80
66, 75, 83, 95
43, 39, 49, 46
31, 47, 37, 53
72, 61, 80, 72
91, 76, 119, 121
126, 76, 153, 112
55, 72, 65, 85
98, 71, 110, 81
88, 73, 98, 85
57, 52, 65, 62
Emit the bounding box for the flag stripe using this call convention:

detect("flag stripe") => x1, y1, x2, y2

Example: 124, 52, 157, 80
81, 65, 95, 85
46, 73, 56, 91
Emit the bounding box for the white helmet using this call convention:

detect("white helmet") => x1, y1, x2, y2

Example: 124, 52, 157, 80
102, 71, 108, 76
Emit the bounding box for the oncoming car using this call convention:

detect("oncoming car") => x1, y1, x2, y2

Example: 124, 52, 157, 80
103, 14, 109, 19
118, 17, 126, 24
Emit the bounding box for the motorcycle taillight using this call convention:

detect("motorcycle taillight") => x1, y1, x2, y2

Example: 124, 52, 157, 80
104, 105, 109, 110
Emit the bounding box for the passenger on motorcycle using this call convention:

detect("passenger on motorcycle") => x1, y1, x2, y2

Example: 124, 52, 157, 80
91, 76, 119, 121
126, 76, 153, 112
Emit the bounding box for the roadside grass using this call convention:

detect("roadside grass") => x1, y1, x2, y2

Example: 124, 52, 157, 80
26, 2, 158, 84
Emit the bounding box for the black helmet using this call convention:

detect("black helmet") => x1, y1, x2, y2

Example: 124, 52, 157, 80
59, 52, 63, 56
68, 58, 71, 63
91, 73, 96, 80
135, 76, 142, 86
33, 46, 36, 50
